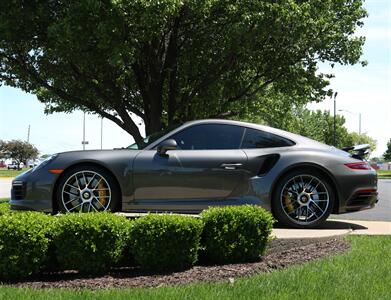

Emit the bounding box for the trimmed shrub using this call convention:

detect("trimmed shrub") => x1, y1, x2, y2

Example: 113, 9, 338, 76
53, 213, 130, 273
129, 214, 203, 271
0, 212, 53, 279
0, 202, 10, 215
201, 205, 274, 264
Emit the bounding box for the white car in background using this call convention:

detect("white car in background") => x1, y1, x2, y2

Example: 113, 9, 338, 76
7, 161, 24, 170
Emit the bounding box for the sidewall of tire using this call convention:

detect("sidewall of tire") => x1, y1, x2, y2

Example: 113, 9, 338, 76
55, 165, 120, 213
272, 169, 335, 229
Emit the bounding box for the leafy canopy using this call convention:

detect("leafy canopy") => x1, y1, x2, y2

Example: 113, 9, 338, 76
0, 139, 39, 164
0, 0, 367, 144
384, 139, 391, 161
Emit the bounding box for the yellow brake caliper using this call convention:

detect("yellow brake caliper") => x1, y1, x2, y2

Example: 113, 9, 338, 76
98, 181, 108, 207
283, 191, 294, 213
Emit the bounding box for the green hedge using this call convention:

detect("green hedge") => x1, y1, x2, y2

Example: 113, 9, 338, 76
201, 205, 274, 264
52, 213, 130, 273
0, 212, 53, 279
129, 214, 203, 271
0, 205, 274, 280
0, 202, 10, 215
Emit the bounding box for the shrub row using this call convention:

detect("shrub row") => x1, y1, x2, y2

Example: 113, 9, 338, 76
0, 205, 274, 280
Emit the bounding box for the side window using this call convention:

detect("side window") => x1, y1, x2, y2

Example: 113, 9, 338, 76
169, 124, 244, 150
241, 128, 294, 149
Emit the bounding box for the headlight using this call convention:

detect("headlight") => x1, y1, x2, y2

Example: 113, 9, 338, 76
32, 154, 58, 172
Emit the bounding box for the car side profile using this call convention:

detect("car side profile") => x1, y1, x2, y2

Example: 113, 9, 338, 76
10, 119, 378, 228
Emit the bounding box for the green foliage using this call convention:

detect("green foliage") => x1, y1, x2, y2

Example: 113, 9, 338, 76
242, 107, 376, 151
348, 132, 376, 152
0, 202, 10, 215
0, 0, 367, 142
201, 205, 274, 264
0, 140, 39, 165
383, 139, 391, 161
0, 212, 53, 279
53, 213, 130, 273
129, 214, 203, 271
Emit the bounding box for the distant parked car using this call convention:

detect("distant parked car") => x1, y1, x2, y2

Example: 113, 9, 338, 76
7, 162, 23, 170
0, 161, 6, 168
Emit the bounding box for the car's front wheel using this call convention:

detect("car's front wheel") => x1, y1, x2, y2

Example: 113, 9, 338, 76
272, 169, 334, 228
56, 165, 120, 213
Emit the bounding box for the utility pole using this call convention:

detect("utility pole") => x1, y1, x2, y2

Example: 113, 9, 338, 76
27, 125, 30, 143
100, 117, 103, 150
81, 112, 89, 150
333, 92, 338, 147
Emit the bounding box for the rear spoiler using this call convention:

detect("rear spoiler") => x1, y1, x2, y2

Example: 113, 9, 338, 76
342, 144, 370, 160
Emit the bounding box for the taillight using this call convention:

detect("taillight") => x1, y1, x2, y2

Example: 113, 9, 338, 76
345, 162, 372, 170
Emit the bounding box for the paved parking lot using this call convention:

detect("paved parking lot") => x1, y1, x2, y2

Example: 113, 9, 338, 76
0, 178, 12, 198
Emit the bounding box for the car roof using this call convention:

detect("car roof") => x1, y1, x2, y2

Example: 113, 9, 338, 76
145, 118, 334, 150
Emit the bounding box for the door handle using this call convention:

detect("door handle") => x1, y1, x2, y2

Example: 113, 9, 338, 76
220, 163, 243, 170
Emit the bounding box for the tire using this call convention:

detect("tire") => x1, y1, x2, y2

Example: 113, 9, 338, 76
55, 165, 120, 213
272, 169, 335, 229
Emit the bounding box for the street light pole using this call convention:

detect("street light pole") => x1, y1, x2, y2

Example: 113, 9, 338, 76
81, 112, 89, 150
338, 109, 362, 135
333, 92, 338, 147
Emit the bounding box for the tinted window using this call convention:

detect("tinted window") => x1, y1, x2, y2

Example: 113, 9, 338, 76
241, 128, 294, 149
169, 124, 244, 150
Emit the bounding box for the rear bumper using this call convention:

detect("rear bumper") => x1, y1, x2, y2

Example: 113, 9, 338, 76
334, 168, 378, 214
339, 189, 378, 213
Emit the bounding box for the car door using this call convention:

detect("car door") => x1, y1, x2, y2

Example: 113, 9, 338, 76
132, 124, 248, 210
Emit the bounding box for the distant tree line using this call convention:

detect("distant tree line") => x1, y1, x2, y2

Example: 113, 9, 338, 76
0, 140, 39, 168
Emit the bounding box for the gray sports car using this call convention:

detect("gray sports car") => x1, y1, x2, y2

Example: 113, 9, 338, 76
10, 119, 378, 228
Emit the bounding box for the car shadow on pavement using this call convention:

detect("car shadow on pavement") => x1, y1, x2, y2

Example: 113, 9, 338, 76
274, 220, 368, 231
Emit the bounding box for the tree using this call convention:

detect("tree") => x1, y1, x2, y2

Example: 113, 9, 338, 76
0, 140, 39, 168
0, 0, 367, 145
349, 132, 376, 152
384, 139, 391, 161
241, 107, 376, 152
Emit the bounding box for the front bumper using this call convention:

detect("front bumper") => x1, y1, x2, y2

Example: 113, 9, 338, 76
9, 169, 56, 213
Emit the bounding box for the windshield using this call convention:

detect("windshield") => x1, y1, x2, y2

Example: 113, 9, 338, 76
127, 124, 181, 150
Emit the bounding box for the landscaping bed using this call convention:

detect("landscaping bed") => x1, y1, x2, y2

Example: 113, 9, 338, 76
5, 236, 349, 290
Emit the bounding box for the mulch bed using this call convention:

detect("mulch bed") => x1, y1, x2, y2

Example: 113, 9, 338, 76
5, 237, 350, 290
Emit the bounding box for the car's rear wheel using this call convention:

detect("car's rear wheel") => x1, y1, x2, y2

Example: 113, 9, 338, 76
272, 169, 334, 228
56, 165, 120, 213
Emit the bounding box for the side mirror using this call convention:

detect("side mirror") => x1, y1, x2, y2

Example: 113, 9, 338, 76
157, 139, 177, 156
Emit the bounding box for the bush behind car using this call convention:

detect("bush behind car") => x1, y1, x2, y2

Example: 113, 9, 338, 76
129, 214, 203, 271
52, 213, 130, 273
201, 205, 275, 263
0, 212, 54, 279
0, 205, 274, 279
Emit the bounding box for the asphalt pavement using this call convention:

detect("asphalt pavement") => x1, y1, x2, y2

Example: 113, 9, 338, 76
0, 178, 12, 198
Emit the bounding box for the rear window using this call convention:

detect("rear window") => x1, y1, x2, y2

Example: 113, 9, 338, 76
241, 128, 295, 149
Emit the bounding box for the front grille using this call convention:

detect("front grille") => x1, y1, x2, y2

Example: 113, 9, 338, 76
12, 181, 25, 200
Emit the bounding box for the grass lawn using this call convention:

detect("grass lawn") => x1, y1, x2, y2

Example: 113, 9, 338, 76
0, 167, 29, 178
377, 169, 391, 179
0, 236, 389, 299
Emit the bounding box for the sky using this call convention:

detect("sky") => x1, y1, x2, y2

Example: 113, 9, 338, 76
0, 0, 390, 157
